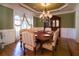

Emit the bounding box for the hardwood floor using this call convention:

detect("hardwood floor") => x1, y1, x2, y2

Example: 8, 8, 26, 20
66, 38, 79, 56
0, 38, 79, 56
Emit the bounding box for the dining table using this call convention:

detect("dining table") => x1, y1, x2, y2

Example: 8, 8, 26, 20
34, 30, 53, 52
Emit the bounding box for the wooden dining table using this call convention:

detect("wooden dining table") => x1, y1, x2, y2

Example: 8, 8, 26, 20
34, 31, 53, 51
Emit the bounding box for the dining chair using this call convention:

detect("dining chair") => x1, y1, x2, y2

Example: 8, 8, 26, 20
42, 29, 59, 53
45, 28, 51, 32
21, 30, 40, 55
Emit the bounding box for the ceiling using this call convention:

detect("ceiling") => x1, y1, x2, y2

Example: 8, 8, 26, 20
20, 3, 67, 13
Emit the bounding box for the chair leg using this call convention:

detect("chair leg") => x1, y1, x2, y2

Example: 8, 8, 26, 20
23, 43, 26, 55
20, 40, 22, 48
52, 46, 54, 55
34, 47, 36, 55
56, 38, 59, 45
54, 46, 56, 52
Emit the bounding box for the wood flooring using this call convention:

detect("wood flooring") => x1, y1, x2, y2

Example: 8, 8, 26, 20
0, 38, 79, 56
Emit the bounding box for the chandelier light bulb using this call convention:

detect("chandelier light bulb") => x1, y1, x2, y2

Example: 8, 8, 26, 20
39, 3, 52, 21
41, 3, 50, 7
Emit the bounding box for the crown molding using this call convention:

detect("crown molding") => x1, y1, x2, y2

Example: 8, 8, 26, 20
53, 10, 75, 15
20, 3, 68, 14
20, 3, 39, 13
50, 4, 68, 12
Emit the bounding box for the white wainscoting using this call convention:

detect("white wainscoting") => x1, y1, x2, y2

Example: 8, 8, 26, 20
61, 28, 76, 40
0, 29, 16, 45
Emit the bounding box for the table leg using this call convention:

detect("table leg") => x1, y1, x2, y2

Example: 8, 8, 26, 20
39, 42, 43, 53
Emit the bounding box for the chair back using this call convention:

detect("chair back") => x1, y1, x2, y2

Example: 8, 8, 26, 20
52, 29, 59, 46
26, 31, 35, 47
22, 30, 36, 51
45, 28, 51, 32
22, 31, 28, 44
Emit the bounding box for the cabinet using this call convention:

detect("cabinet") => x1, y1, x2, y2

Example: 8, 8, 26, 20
50, 15, 61, 36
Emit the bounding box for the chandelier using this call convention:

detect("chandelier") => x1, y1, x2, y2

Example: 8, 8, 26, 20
39, 3, 52, 21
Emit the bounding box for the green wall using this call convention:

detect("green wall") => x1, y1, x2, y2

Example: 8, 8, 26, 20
33, 12, 75, 28
0, 5, 13, 29
33, 16, 44, 27
58, 12, 75, 28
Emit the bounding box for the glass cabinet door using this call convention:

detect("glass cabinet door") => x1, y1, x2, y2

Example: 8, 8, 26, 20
52, 20, 59, 27
56, 20, 59, 27
52, 20, 55, 27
